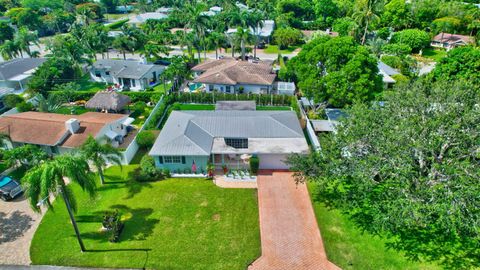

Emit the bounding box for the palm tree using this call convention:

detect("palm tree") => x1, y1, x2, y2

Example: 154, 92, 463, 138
112, 34, 133, 60
14, 27, 39, 58
352, 0, 383, 45
0, 40, 19, 60
80, 136, 122, 186
209, 31, 226, 59
235, 27, 252, 61
183, 2, 210, 61
248, 11, 264, 59
23, 154, 96, 252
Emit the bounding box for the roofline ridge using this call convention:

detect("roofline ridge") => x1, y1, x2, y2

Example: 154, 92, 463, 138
268, 113, 303, 137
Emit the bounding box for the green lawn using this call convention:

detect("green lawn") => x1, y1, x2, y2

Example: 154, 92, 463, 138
78, 76, 108, 92
263, 45, 299, 54
256, 106, 291, 111
131, 107, 153, 127
421, 48, 447, 62
105, 13, 130, 20
152, 82, 173, 94
308, 183, 439, 270
53, 106, 94, 115
31, 165, 260, 270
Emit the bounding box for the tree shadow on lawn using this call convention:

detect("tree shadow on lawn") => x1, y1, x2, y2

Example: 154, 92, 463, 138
101, 169, 153, 199
79, 204, 159, 243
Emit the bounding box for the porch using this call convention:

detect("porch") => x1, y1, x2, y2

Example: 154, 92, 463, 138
212, 153, 250, 170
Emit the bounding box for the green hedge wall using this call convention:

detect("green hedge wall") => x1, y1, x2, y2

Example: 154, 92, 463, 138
49, 91, 163, 103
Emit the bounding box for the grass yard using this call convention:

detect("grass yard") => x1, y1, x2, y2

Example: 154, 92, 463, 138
131, 106, 153, 127
419, 48, 447, 62
152, 82, 173, 94
263, 45, 299, 54
308, 183, 439, 270
31, 165, 260, 270
78, 76, 109, 92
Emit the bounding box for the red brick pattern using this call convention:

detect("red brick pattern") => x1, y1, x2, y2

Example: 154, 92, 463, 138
249, 172, 340, 270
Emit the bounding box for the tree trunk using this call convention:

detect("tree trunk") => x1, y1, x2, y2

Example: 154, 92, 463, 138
361, 20, 369, 45
98, 166, 105, 185
202, 36, 207, 60
231, 44, 234, 57
215, 47, 218, 59
61, 185, 85, 252
122, 51, 126, 60
241, 39, 245, 61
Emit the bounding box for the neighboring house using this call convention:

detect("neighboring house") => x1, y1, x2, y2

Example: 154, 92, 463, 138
90, 59, 165, 91
128, 12, 168, 25
156, 7, 173, 14
85, 91, 131, 113
0, 58, 47, 92
201, 6, 223, 16
378, 61, 400, 88
149, 109, 309, 172
431, 33, 475, 50
227, 20, 275, 43
0, 112, 134, 155
192, 59, 276, 94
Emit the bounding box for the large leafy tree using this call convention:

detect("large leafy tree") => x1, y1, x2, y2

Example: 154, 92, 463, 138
286, 36, 382, 107
288, 79, 480, 268
390, 29, 430, 53
27, 58, 76, 95
23, 154, 96, 252
0, 21, 14, 44
432, 46, 480, 83
80, 136, 122, 186
3, 144, 48, 168
183, 2, 210, 61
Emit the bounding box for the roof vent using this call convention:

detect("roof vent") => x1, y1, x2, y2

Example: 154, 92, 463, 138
65, 119, 80, 134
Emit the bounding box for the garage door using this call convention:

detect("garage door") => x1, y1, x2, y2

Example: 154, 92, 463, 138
258, 154, 289, 170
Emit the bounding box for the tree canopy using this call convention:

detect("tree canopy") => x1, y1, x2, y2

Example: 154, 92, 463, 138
285, 36, 382, 107
288, 79, 480, 268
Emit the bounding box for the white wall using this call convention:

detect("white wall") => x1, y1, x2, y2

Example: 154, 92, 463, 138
258, 154, 289, 169
205, 84, 271, 94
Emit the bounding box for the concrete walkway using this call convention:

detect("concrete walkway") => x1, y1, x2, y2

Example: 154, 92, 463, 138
249, 171, 339, 270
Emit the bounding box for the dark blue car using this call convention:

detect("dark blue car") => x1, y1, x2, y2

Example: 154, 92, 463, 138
0, 176, 23, 201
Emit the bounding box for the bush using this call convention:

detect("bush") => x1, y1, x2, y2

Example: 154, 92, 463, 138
382, 43, 412, 56
102, 210, 124, 243
391, 29, 430, 53
273, 27, 304, 49
107, 19, 128, 30
16, 101, 33, 112
2, 94, 24, 109
249, 156, 259, 175
134, 155, 165, 182
136, 130, 156, 149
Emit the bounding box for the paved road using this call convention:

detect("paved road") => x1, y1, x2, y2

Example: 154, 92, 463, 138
249, 171, 339, 270
0, 195, 44, 265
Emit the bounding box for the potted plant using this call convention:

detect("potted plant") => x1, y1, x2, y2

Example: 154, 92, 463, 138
206, 162, 215, 178
222, 164, 228, 174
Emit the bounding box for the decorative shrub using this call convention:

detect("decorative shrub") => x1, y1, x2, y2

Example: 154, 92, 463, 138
136, 130, 156, 149
249, 156, 259, 175
134, 155, 165, 182
102, 210, 124, 243
16, 101, 33, 112
2, 94, 24, 109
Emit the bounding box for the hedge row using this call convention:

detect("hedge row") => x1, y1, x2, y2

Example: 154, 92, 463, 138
173, 92, 294, 106
107, 19, 129, 30
49, 91, 163, 103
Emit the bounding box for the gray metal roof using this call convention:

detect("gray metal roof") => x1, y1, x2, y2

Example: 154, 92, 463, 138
149, 110, 306, 156
92, 59, 158, 79
378, 61, 400, 76
0, 58, 47, 81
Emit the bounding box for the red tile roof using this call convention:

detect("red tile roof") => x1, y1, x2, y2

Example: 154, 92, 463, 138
0, 112, 126, 148
432, 33, 475, 45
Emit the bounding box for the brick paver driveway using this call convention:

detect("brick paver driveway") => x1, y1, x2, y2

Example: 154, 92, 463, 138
0, 195, 44, 265
249, 171, 340, 270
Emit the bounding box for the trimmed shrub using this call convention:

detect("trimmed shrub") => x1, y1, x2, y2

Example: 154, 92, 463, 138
250, 156, 259, 175
136, 130, 156, 149
16, 101, 33, 112
2, 94, 24, 109
391, 29, 430, 53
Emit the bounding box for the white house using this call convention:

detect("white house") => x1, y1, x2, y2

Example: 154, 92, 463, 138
0, 111, 134, 155
191, 58, 276, 94
0, 58, 47, 92
431, 33, 475, 51
90, 59, 165, 91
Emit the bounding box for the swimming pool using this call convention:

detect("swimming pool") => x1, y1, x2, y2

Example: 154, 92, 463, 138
189, 83, 203, 91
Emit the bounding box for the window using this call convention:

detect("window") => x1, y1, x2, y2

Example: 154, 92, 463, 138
95, 72, 101, 77
225, 138, 248, 149
105, 71, 110, 75
132, 79, 136, 87
226, 86, 231, 93
163, 156, 183, 164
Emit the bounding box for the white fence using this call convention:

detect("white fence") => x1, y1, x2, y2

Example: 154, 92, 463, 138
296, 99, 321, 151
121, 95, 165, 164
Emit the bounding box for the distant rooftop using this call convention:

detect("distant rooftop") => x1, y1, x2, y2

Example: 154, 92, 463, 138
0, 58, 47, 81
92, 59, 161, 79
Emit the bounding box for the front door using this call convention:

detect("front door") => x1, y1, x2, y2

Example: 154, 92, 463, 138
123, 78, 131, 88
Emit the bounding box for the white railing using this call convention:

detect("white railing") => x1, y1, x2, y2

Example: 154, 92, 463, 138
121, 95, 165, 164
296, 98, 321, 151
